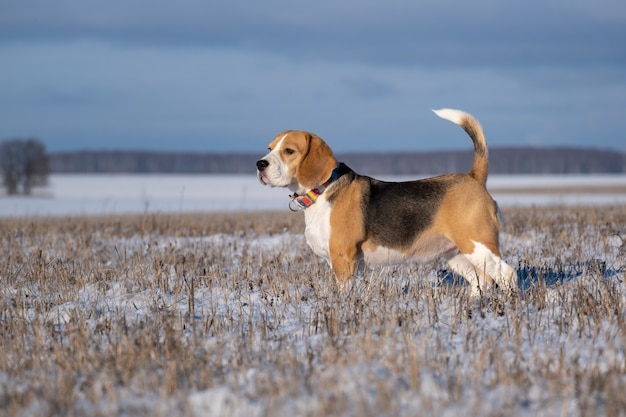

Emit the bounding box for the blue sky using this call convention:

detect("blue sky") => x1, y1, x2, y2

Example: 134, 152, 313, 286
1, 0, 625, 153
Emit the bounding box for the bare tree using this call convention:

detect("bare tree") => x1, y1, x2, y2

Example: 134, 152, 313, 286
0, 138, 49, 195
22, 139, 49, 194
0, 140, 24, 195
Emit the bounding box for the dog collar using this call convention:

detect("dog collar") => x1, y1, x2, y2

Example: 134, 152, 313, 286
289, 165, 343, 211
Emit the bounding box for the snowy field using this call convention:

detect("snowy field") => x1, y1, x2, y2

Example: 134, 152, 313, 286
1, 176, 625, 416
1, 174, 626, 217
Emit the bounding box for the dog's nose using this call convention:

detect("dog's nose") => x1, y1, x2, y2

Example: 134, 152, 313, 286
256, 160, 269, 171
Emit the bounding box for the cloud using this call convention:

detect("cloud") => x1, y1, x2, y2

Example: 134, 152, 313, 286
0, 0, 625, 152
2, 0, 624, 68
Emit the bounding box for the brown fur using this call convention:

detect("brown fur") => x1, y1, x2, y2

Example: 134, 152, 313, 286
328, 180, 366, 281
458, 113, 489, 186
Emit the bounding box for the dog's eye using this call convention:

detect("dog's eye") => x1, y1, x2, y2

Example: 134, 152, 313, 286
283, 148, 295, 155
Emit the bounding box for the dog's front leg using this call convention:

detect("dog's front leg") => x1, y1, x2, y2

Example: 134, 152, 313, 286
327, 187, 365, 283
329, 243, 359, 283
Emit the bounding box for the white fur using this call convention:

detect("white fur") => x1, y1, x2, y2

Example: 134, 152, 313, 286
447, 241, 517, 296
447, 253, 491, 296
303, 196, 332, 261
432, 108, 468, 125
362, 246, 406, 266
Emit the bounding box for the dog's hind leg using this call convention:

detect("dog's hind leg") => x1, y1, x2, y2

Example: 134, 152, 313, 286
462, 241, 518, 295
447, 253, 493, 296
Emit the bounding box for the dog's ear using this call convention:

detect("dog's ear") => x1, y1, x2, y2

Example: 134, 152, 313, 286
296, 133, 337, 189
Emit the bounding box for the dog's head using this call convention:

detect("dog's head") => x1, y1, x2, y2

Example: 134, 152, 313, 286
256, 130, 337, 194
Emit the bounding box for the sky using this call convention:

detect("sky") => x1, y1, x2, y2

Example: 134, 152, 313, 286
1, 1, 625, 153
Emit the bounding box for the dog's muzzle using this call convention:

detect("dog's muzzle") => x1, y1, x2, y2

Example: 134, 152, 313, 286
256, 159, 270, 185
256, 159, 269, 171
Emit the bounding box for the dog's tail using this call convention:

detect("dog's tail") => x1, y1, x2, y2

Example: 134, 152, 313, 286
433, 108, 489, 185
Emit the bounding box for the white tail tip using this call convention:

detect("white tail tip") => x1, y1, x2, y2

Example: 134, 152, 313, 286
432, 108, 469, 125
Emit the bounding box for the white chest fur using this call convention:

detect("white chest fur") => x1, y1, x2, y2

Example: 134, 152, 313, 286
303, 197, 332, 262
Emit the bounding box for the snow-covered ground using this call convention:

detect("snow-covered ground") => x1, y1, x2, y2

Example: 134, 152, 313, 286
1, 174, 626, 217
3, 211, 625, 416
2, 174, 625, 416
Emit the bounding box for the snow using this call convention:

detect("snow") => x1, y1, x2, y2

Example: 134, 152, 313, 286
6, 225, 625, 415
0, 174, 286, 217
2, 174, 625, 416
1, 174, 626, 217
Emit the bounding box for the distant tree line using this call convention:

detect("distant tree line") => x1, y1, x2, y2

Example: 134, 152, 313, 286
48, 151, 261, 174
4, 140, 620, 196
0, 138, 49, 195
342, 147, 625, 175
48, 147, 625, 175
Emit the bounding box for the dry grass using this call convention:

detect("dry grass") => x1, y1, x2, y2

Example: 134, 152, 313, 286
1, 206, 625, 416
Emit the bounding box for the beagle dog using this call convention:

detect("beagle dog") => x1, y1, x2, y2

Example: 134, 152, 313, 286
256, 109, 518, 296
